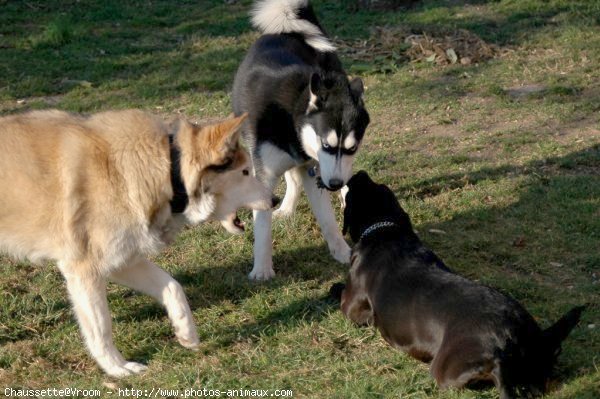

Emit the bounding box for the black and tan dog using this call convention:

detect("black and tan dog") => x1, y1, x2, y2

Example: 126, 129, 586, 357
331, 171, 585, 398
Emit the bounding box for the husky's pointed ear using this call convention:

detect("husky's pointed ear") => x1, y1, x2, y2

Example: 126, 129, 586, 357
349, 77, 364, 99
310, 73, 322, 96
307, 73, 323, 114
219, 113, 247, 147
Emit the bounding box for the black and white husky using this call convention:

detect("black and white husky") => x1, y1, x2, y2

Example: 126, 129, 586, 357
232, 0, 370, 280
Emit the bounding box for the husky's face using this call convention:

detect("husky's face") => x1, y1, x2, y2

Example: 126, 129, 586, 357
300, 73, 370, 191
178, 114, 277, 234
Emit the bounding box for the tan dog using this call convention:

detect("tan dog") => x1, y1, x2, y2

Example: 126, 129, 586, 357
0, 109, 275, 377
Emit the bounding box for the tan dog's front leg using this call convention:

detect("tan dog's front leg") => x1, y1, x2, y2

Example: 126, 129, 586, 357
109, 257, 199, 350
59, 261, 148, 378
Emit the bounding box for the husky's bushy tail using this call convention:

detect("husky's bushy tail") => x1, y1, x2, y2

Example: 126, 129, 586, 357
251, 0, 335, 52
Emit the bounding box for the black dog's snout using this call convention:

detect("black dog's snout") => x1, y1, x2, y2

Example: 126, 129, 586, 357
328, 178, 344, 191
271, 196, 281, 208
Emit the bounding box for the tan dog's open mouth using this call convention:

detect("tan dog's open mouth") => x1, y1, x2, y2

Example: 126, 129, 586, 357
220, 196, 280, 234
221, 212, 245, 235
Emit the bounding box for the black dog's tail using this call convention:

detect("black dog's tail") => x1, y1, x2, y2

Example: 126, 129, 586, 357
499, 306, 585, 397
251, 0, 335, 52
542, 305, 586, 359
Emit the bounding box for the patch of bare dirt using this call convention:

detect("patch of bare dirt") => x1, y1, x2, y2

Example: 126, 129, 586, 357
421, 124, 464, 138
555, 116, 600, 143
367, 88, 600, 166
505, 84, 548, 98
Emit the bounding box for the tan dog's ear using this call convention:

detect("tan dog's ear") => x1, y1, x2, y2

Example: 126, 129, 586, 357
176, 118, 198, 141
218, 113, 247, 148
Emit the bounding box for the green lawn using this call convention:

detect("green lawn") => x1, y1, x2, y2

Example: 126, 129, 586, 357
0, 1, 598, 398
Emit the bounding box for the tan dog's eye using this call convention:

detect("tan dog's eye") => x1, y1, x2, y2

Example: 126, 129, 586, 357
243, 169, 250, 176
209, 158, 233, 172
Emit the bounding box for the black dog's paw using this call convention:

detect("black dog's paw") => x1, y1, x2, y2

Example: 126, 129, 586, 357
329, 282, 346, 301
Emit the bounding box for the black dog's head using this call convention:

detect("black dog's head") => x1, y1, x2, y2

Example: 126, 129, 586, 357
300, 72, 370, 191
343, 171, 413, 242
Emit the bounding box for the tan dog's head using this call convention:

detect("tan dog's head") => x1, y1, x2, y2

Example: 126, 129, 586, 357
176, 113, 276, 234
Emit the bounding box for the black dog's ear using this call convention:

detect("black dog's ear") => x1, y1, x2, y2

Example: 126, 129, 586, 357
349, 77, 364, 99
355, 170, 369, 179
348, 170, 370, 188
342, 195, 351, 236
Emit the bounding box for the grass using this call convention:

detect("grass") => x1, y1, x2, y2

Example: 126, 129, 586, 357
0, 0, 599, 397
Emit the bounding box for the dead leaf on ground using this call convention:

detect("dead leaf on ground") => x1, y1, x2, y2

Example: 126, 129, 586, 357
336, 27, 507, 71
513, 237, 526, 247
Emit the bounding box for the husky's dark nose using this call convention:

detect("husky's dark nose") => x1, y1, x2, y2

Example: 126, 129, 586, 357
328, 179, 344, 191
271, 196, 281, 208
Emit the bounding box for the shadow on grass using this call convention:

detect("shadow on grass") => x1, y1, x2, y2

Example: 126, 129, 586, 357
109, 241, 344, 320
180, 244, 344, 301
112, 146, 598, 370
400, 145, 599, 380
111, 244, 343, 360
1, 0, 598, 103
401, 144, 599, 199
552, 380, 600, 399
1, 148, 596, 390
325, 0, 598, 43
0, 0, 251, 100
209, 294, 338, 350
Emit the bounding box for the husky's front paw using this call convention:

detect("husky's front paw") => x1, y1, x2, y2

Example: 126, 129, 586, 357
329, 239, 351, 264
249, 266, 276, 281
104, 361, 148, 378
177, 334, 200, 351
